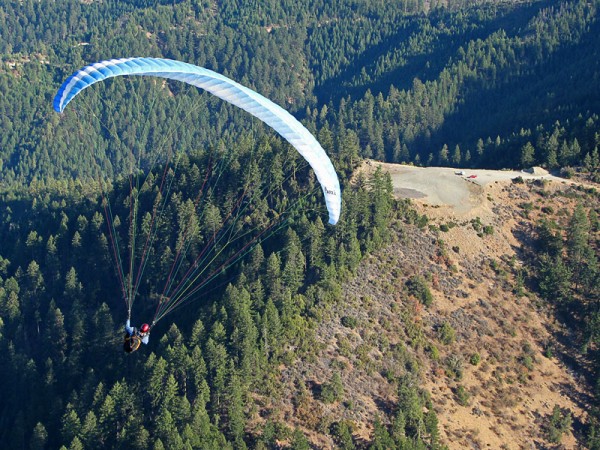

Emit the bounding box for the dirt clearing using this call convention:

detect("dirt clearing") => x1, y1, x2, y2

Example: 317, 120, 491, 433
361, 161, 562, 216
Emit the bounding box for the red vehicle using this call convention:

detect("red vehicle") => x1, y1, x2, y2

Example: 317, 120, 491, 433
467, 174, 478, 179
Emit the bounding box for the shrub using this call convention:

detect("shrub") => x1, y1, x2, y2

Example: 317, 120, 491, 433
341, 316, 357, 329
560, 167, 575, 179
520, 202, 534, 211
470, 353, 481, 365
428, 344, 440, 361
544, 405, 572, 444
406, 275, 434, 307
543, 343, 554, 359
455, 385, 470, 406
321, 372, 344, 404
471, 217, 482, 232
445, 354, 464, 380
521, 355, 534, 371
438, 322, 456, 345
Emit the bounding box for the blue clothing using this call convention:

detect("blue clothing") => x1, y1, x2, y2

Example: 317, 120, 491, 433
125, 319, 149, 344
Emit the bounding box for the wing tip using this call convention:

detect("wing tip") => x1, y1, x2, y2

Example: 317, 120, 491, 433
52, 98, 63, 113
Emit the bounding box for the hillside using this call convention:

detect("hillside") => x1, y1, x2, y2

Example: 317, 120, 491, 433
2, 0, 600, 188
264, 163, 600, 449
0, 160, 597, 449
279, 163, 598, 448
1, 0, 600, 448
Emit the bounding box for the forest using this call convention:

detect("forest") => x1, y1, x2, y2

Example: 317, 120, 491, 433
2, 0, 600, 187
0, 0, 599, 448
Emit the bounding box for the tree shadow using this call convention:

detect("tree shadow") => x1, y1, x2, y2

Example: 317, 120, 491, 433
372, 394, 397, 417
413, 13, 600, 166
315, 1, 549, 105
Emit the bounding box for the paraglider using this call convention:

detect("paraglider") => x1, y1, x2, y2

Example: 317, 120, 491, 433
124, 320, 150, 353
54, 57, 342, 345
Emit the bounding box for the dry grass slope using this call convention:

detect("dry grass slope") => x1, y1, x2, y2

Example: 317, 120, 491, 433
284, 163, 598, 449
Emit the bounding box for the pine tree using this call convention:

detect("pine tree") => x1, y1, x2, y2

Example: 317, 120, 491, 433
538, 253, 571, 305
205, 336, 229, 410
438, 144, 449, 166
145, 356, 168, 412
30, 422, 48, 450
572, 138, 581, 162
223, 287, 254, 372
584, 152, 593, 170
591, 147, 600, 168
290, 429, 311, 450
520, 142, 536, 167
3, 287, 20, 322
264, 252, 282, 300
261, 298, 281, 360
80, 411, 100, 449
567, 204, 591, 289
545, 130, 560, 168
332, 421, 355, 449
61, 404, 81, 444
46, 301, 68, 363
559, 140, 571, 166
451, 144, 462, 166
20, 260, 45, 338
69, 437, 84, 450
226, 369, 246, 445
155, 409, 184, 449
580, 245, 599, 298
45, 235, 61, 283
64, 267, 83, 300
424, 408, 440, 447
476, 138, 484, 157
98, 394, 118, 441
537, 219, 563, 257
92, 303, 115, 362
282, 229, 305, 293
161, 373, 179, 416
370, 416, 395, 449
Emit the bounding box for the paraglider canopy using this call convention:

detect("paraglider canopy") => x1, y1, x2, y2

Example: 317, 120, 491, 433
54, 57, 341, 225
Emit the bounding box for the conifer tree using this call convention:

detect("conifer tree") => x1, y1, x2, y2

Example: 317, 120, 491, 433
438, 144, 449, 166
451, 144, 462, 166
520, 142, 536, 167
155, 409, 184, 449
60, 403, 83, 442
226, 369, 246, 445
80, 411, 100, 449
282, 229, 306, 293
538, 253, 571, 305
290, 429, 311, 450
567, 204, 591, 289
30, 422, 48, 450
370, 416, 395, 450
